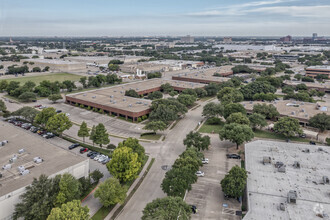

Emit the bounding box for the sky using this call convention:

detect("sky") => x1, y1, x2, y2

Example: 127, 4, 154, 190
0, 0, 330, 37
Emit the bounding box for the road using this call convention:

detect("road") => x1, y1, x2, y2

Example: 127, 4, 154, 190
113, 100, 208, 220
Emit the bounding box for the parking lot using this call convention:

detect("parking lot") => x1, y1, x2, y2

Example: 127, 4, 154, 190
185, 134, 241, 220
4, 119, 110, 181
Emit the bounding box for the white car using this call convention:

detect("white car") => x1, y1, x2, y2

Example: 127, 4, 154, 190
202, 158, 209, 164
196, 171, 204, 177
65, 113, 70, 116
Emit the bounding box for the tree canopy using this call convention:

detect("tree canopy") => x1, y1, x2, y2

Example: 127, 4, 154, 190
309, 113, 330, 132
94, 178, 127, 207
240, 81, 276, 100
223, 103, 246, 119
11, 106, 39, 122
46, 113, 72, 136
144, 120, 167, 133
226, 112, 250, 125
34, 107, 57, 127
47, 200, 89, 220
217, 87, 243, 105
117, 137, 146, 164
183, 131, 210, 151
253, 103, 279, 120
202, 102, 223, 118
219, 123, 254, 149
48, 94, 63, 103
248, 113, 267, 130
221, 166, 247, 198
94, 123, 110, 147
78, 121, 89, 142
273, 117, 303, 138
54, 173, 81, 207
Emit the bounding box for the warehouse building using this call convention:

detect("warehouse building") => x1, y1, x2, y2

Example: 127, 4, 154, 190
65, 79, 205, 122
283, 80, 330, 93
0, 122, 89, 220
306, 66, 330, 78
22, 58, 84, 72
245, 140, 330, 220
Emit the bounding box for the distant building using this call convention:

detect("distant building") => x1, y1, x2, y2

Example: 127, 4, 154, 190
273, 54, 299, 62
280, 35, 292, 42
306, 66, 330, 78
223, 37, 232, 43
312, 33, 318, 40
181, 35, 194, 43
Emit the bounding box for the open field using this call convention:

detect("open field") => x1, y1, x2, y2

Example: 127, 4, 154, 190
3, 73, 82, 84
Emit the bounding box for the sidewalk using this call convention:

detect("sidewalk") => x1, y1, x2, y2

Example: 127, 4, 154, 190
81, 184, 103, 217
104, 156, 152, 220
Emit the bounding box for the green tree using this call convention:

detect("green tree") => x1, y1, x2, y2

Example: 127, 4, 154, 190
217, 87, 243, 105
48, 94, 63, 103
0, 80, 8, 91
117, 138, 146, 164
226, 112, 250, 125
0, 99, 7, 112
220, 166, 247, 198
161, 167, 197, 197
194, 88, 207, 98
46, 113, 72, 137
144, 120, 167, 134
161, 83, 173, 93
183, 131, 210, 151
89, 125, 96, 146
13, 175, 61, 220
240, 81, 276, 100
18, 92, 37, 102
12, 106, 39, 122
34, 107, 57, 127
94, 178, 127, 207
148, 91, 163, 100
94, 123, 110, 147
107, 147, 141, 183
47, 200, 89, 220
273, 117, 303, 138
89, 169, 104, 183
309, 113, 330, 132
6, 81, 20, 94
78, 121, 89, 142
219, 123, 254, 149
62, 80, 76, 92
253, 103, 279, 120
108, 63, 120, 71
248, 113, 267, 130
125, 89, 139, 98
142, 197, 191, 220
223, 103, 246, 119
32, 67, 41, 72
177, 94, 196, 107
202, 102, 223, 118
55, 173, 81, 207
79, 77, 88, 88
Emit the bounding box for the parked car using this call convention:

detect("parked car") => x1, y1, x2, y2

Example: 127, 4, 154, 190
90, 153, 100, 159
226, 154, 241, 159
34, 105, 42, 108
80, 148, 88, 154
30, 127, 39, 133
56, 110, 62, 113
202, 158, 209, 164
102, 158, 111, 164
39, 105, 47, 109
196, 171, 204, 177
310, 141, 316, 145
43, 132, 55, 139
65, 113, 70, 116
87, 151, 96, 157
68, 143, 80, 150
37, 130, 47, 135
191, 205, 198, 214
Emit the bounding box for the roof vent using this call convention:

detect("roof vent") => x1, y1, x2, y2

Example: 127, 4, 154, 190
293, 161, 300, 168
128, 104, 132, 107
18, 149, 25, 154
9, 155, 18, 163
2, 164, 11, 170
263, 156, 271, 165
322, 176, 330, 184
287, 190, 297, 203
92, 96, 96, 99
34, 157, 43, 164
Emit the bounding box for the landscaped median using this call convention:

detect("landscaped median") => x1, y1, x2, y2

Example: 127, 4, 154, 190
91, 157, 155, 220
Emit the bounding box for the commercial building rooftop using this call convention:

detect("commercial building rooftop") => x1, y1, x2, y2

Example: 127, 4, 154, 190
25, 58, 81, 65
0, 121, 87, 197
242, 100, 329, 123
284, 80, 330, 91
245, 140, 330, 220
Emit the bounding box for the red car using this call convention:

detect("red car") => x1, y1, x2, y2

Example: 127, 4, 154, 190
79, 148, 88, 154
34, 105, 42, 108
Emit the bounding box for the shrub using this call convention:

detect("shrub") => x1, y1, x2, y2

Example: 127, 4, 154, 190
80, 104, 84, 108
87, 106, 91, 110
75, 103, 79, 107
137, 117, 142, 122
207, 117, 222, 125
142, 115, 148, 120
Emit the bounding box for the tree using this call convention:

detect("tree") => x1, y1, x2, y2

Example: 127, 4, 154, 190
89, 125, 96, 146
182, 88, 197, 97
248, 113, 267, 130
48, 94, 63, 103
47, 200, 89, 220
204, 83, 220, 96
43, 66, 50, 72
0, 99, 7, 112
107, 147, 141, 183
161, 167, 197, 197
240, 81, 276, 100
273, 117, 303, 138
183, 131, 210, 151
78, 121, 89, 142
94, 178, 127, 207
309, 113, 330, 132
32, 67, 41, 72
13, 175, 61, 220
202, 102, 223, 118
217, 87, 243, 105
253, 103, 279, 120
223, 103, 246, 119
79, 77, 87, 88
34, 107, 57, 127
142, 197, 191, 220
0, 80, 8, 91
177, 94, 196, 107
108, 64, 120, 71
148, 91, 163, 100
62, 80, 76, 92
226, 112, 250, 125
12, 106, 39, 122
125, 89, 139, 98
219, 123, 254, 149
46, 113, 72, 137
6, 81, 20, 94
161, 83, 173, 93
117, 137, 146, 164
220, 166, 247, 198
89, 169, 104, 183
144, 121, 167, 134
55, 173, 81, 207
94, 123, 110, 147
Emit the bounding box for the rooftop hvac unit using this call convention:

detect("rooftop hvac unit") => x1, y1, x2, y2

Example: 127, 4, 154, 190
291, 112, 295, 115
2, 164, 11, 170
20, 169, 30, 176
2, 140, 8, 144
33, 157, 43, 164
128, 104, 132, 107
293, 161, 300, 168
305, 114, 308, 118
110, 95, 113, 98
18, 166, 25, 172
9, 155, 18, 163
18, 149, 25, 154
92, 96, 96, 99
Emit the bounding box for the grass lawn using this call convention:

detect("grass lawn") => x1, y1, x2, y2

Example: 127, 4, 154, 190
91, 205, 115, 220
140, 134, 162, 141
199, 120, 224, 133
254, 129, 310, 143
3, 73, 82, 84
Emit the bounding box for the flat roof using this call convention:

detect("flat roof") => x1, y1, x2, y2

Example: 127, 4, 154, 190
66, 79, 205, 113
25, 58, 81, 65
284, 80, 330, 89
173, 66, 232, 83
245, 140, 330, 220
242, 100, 329, 121
306, 66, 330, 70
0, 121, 86, 197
